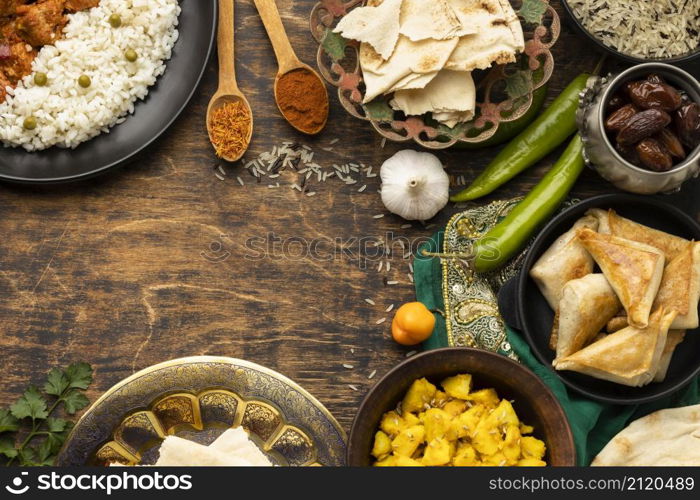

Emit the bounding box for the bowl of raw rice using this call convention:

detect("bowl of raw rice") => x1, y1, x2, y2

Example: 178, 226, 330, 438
562, 0, 700, 65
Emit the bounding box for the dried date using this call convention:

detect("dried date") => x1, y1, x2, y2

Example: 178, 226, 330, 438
675, 103, 700, 149
616, 109, 672, 146
605, 104, 638, 132
636, 139, 674, 172
656, 128, 685, 159
626, 81, 682, 112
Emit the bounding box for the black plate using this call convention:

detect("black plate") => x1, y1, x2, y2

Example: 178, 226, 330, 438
0, 0, 216, 184
498, 194, 700, 405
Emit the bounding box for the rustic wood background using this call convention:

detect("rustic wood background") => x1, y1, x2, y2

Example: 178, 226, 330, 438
0, 0, 698, 435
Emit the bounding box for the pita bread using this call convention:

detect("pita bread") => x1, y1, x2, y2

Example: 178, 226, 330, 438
578, 228, 665, 329
653, 330, 686, 383
553, 274, 621, 363
445, 0, 524, 71
155, 435, 256, 466
592, 404, 700, 466
530, 215, 599, 311
432, 110, 474, 128
586, 208, 690, 261
391, 69, 475, 120
554, 308, 677, 387
360, 36, 459, 102
400, 0, 465, 42
652, 242, 700, 330
387, 71, 439, 93
209, 428, 272, 466
333, 0, 404, 61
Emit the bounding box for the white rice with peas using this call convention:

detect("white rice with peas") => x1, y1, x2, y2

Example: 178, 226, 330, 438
0, 0, 180, 152
566, 0, 699, 60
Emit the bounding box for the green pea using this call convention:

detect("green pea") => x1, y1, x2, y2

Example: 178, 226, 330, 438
34, 72, 48, 86
23, 116, 37, 130
109, 13, 121, 28
78, 75, 91, 88
125, 48, 138, 62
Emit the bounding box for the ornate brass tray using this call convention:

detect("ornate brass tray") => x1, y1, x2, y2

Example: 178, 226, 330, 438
56, 357, 347, 466
311, 0, 560, 149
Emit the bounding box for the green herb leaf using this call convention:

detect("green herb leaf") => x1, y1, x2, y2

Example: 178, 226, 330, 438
518, 0, 548, 25
61, 391, 89, 415
364, 100, 395, 121
0, 437, 17, 458
18, 446, 37, 466
505, 71, 531, 98
322, 29, 347, 61
65, 362, 93, 390
10, 387, 49, 421
45, 417, 68, 433
44, 368, 70, 397
0, 409, 20, 433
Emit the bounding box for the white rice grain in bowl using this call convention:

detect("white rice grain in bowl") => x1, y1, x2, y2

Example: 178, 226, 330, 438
0, 0, 181, 152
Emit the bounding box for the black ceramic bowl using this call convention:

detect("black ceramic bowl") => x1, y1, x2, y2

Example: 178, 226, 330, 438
348, 348, 576, 466
560, 1, 700, 66
498, 194, 700, 405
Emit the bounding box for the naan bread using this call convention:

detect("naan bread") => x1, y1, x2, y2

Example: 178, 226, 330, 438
553, 274, 621, 363
592, 404, 700, 466
210, 428, 272, 466
578, 228, 666, 329
652, 241, 700, 330
445, 0, 524, 71
333, 0, 403, 61
555, 308, 677, 387
530, 215, 599, 311
400, 0, 465, 41
360, 36, 459, 102
155, 435, 255, 466
586, 208, 690, 261
653, 330, 686, 383
391, 69, 475, 121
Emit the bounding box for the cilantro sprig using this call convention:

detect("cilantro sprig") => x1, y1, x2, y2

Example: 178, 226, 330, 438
1, 362, 93, 466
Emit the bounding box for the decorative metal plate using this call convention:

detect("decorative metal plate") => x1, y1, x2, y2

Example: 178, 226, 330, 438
56, 357, 347, 466
311, 0, 560, 149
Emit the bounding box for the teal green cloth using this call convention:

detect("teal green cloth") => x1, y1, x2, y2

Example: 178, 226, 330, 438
416, 231, 700, 465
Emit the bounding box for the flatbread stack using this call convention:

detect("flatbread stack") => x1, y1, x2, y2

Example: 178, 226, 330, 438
529, 209, 700, 387
334, 0, 525, 127
153, 428, 272, 466
592, 404, 700, 466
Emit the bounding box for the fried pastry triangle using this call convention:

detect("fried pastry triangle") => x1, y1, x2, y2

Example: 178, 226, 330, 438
578, 228, 665, 328
554, 308, 677, 387
553, 274, 621, 362
586, 209, 690, 261
653, 242, 700, 329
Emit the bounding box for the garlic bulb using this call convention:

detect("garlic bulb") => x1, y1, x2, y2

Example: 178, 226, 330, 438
380, 150, 450, 221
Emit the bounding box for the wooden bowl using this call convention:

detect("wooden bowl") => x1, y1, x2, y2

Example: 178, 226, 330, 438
348, 348, 576, 466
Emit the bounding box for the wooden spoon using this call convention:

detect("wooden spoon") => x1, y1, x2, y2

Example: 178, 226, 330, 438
207, 0, 253, 162
253, 0, 329, 135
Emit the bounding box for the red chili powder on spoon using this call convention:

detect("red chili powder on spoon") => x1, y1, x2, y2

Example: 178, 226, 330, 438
275, 68, 328, 135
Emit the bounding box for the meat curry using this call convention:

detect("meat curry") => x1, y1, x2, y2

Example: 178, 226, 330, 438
0, 0, 99, 102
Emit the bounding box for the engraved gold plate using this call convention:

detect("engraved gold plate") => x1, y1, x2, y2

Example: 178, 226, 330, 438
56, 357, 347, 466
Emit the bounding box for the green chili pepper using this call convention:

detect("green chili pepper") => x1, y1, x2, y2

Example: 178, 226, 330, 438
473, 134, 585, 273
451, 73, 590, 202
456, 85, 548, 150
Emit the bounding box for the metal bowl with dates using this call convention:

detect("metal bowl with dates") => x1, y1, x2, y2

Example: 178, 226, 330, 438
578, 63, 700, 194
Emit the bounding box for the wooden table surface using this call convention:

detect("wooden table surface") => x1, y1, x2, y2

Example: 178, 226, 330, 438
0, 0, 698, 433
